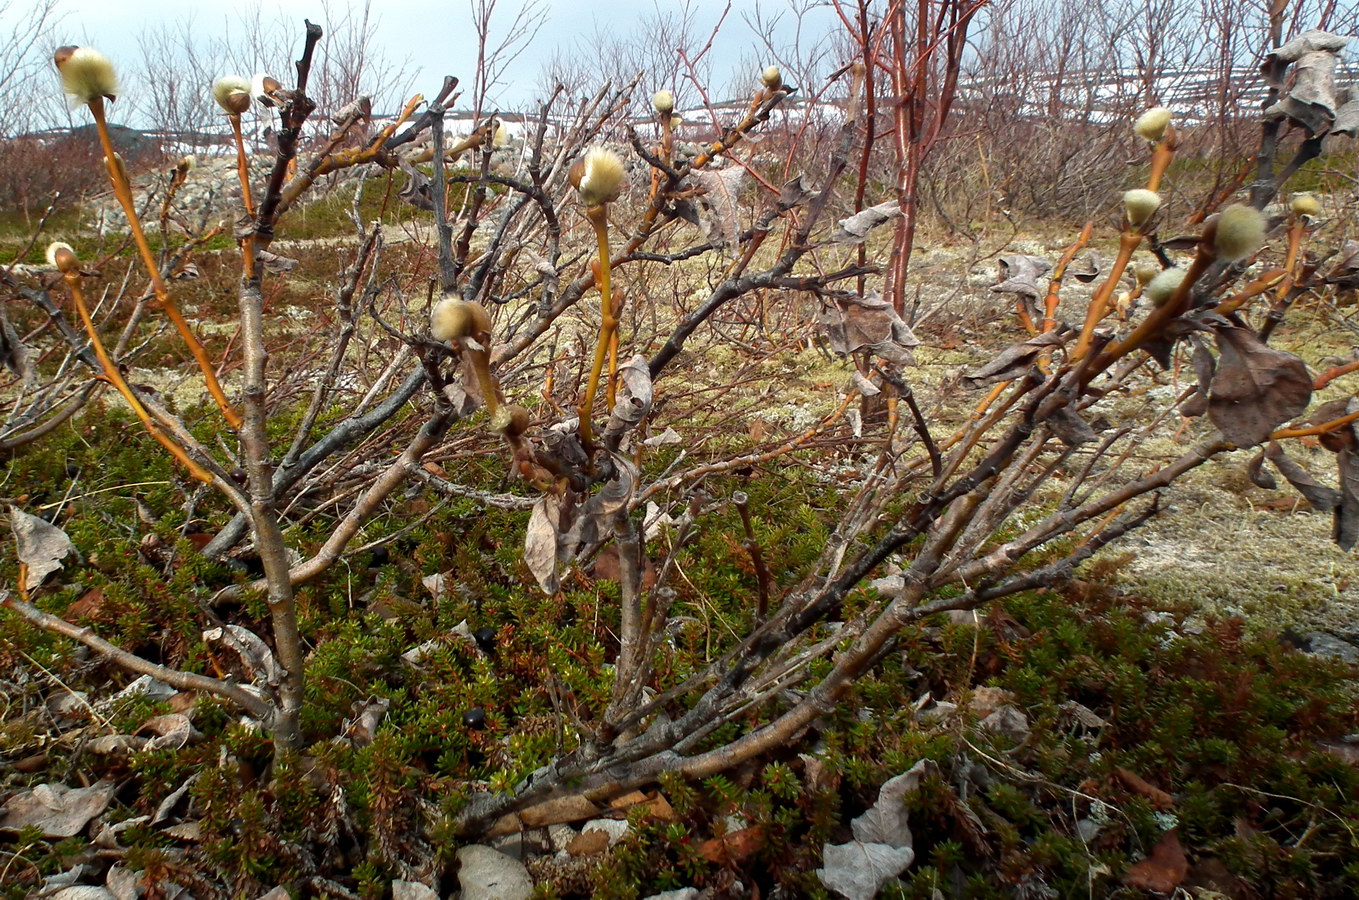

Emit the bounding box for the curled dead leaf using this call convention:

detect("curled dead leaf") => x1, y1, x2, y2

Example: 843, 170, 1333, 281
1207, 325, 1311, 447
11, 506, 75, 591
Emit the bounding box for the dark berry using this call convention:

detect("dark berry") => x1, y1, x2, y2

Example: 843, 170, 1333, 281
463, 708, 487, 730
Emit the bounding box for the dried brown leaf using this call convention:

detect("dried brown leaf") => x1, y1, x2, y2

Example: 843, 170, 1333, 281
524, 493, 568, 594
698, 825, 766, 864
1268, 29, 1350, 65
817, 291, 919, 366
690, 165, 746, 252
1116, 767, 1174, 810
1207, 325, 1312, 447
963, 332, 1064, 387
1070, 251, 1102, 284
1247, 451, 1277, 489
991, 254, 1051, 299
1337, 448, 1359, 550
1264, 443, 1340, 511
0, 780, 115, 837
1122, 829, 1188, 893
832, 201, 901, 245
11, 506, 74, 591
604, 355, 652, 441
1265, 48, 1343, 134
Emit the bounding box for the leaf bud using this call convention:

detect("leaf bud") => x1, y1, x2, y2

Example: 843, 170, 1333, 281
1213, 204, 1266, 262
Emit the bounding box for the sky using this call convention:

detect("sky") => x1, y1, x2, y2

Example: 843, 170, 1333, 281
37, 0, 839, 125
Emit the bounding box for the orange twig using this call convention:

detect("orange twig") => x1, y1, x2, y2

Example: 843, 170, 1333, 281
64, 272, 212, 482
1314, 360, 1359, 391
1074, 229, 1138, 360
88, 98, 242, 429
1271, 406, 1359, 440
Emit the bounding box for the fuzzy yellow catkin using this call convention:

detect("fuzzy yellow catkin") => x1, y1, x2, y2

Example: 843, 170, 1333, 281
652, 89, 675, 116
55, 46, 118, 106
572, 147, 626, 206
1213, 204, 1266, 262
1133, 106, 1172, 142
178, 154, 196, 173
1122, 189, 1162, 228
1291, 193, 1321, 218
1133, 264, 1159, 287
761, 66, 783, 91
431, 298, 490, 342
213, 76, 252, 115
493, 123, 508, 148
45, 242, 78, 273
1145, 267, 1186, 306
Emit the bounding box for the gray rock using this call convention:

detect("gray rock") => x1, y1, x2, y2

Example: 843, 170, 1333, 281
457, 845, 534, 900
391, 881, 438, 900
642, 891, 701, 900
980, 705, 1030, 742
1303, 632, 1359, 664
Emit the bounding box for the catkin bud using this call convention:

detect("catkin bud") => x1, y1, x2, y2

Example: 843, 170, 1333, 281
177, 154, 196, 174
652, 89, 675, 116
55, 46, 118, 105
45, 242, 78, 273
493, 122, 508, 148
1145, 267, 1186, 306
1133, 106, 1172, 142
1122, 189, 1161, 228
213, 76, 252, 115
761, 66, 783, 91
491, 404, 530, 436
431, 298, 491, 342
1213, 204, 1266, 262
1133, 264, 1159, 287
1290, 193, 1321, 218
569, 147, 626, 206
